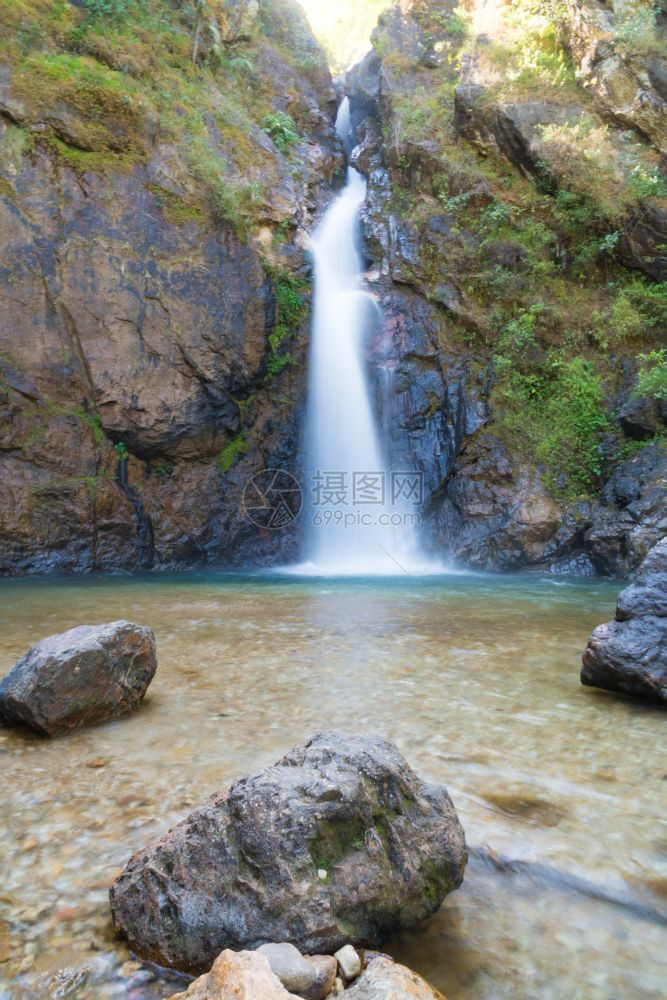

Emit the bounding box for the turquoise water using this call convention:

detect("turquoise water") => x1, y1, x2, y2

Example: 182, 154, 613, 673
0, 571, 665, 998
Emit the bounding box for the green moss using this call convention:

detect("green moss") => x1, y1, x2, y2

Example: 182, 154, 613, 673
0, 174, 19, 207
75, 407, 106, 444
0, 124, 34, 170
146, 183, 205, 226
308, 818, 368, 875
84, 474, 99, 502
0, 0, 318, 239
46, 136, 139, 174
14, 51, 146, 154
217, 433, 249, 473
185, 135, 264, 237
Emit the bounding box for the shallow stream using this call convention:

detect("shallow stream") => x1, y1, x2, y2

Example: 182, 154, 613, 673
0, 571, 665, 999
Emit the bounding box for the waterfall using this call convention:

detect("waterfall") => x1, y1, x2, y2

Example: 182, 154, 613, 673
294, 99, 438, 576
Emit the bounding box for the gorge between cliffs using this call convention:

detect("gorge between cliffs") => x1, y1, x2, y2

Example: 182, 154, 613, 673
0, 2, 666, 999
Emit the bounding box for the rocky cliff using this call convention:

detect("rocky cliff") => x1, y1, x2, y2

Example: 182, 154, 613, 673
0, 0, 339, 573
345, 0, 666, 574
1, 0, 665, 577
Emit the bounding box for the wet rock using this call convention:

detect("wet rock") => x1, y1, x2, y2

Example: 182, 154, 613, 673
433, 432, 566, 571
0, 621, 156, 736
334, 945, 361, 982
109, 731, 467, 974
618, 394, 665, 440
585, 441, 667, 576
343, 956, 445, 999
168, 949, 300, 999
256, 943, 318, 995
346, 50, 382, 122
582, 537, 667, 701
616, 539, 667, 620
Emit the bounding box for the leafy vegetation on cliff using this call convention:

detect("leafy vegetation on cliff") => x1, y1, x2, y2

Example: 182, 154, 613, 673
371, 0, 666, 500
0, 0, 331, 235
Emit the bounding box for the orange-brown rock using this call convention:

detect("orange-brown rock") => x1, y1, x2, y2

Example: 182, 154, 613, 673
167, 949, 301, 1000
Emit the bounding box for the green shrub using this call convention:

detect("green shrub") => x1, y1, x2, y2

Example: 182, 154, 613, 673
535, 358, 607, 498
262, 111, 300, 153
614, 7, 661, 57
595, 279, 667, 348
270, 270, 307, 351
627, 163, 667, 201
498, 304, 543, 358
635, 349, 667, 400
494, 356, 607, 500
81, 0, 136, 21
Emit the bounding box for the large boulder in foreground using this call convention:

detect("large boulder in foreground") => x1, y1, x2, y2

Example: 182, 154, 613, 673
109, 731, 467, 974
581, 538, 667, 701
0, 621, 157, 735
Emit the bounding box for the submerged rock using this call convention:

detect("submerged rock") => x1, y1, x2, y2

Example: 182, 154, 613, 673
168, 949, 300, 999
581, 537, 667, 701
0, 621, 156, 735
344, 956, 446, 999
109, 731, 467, 973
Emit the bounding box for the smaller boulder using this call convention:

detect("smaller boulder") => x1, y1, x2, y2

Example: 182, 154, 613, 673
344, 957, 446, 999
168, 950, 300, 999
0, 621, 157, 735
581, 538, 667, 702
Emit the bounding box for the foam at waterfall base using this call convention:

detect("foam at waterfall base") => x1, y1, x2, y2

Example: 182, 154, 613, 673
281, 553, 458, 579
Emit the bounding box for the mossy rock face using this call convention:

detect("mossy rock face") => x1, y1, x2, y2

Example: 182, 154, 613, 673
340, 0, 667, 575
109, 731, 467, 974
11, 53, 149, 154
0, 0, 339, 575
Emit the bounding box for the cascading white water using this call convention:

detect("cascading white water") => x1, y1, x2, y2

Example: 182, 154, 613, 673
296, 99, 437, 576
